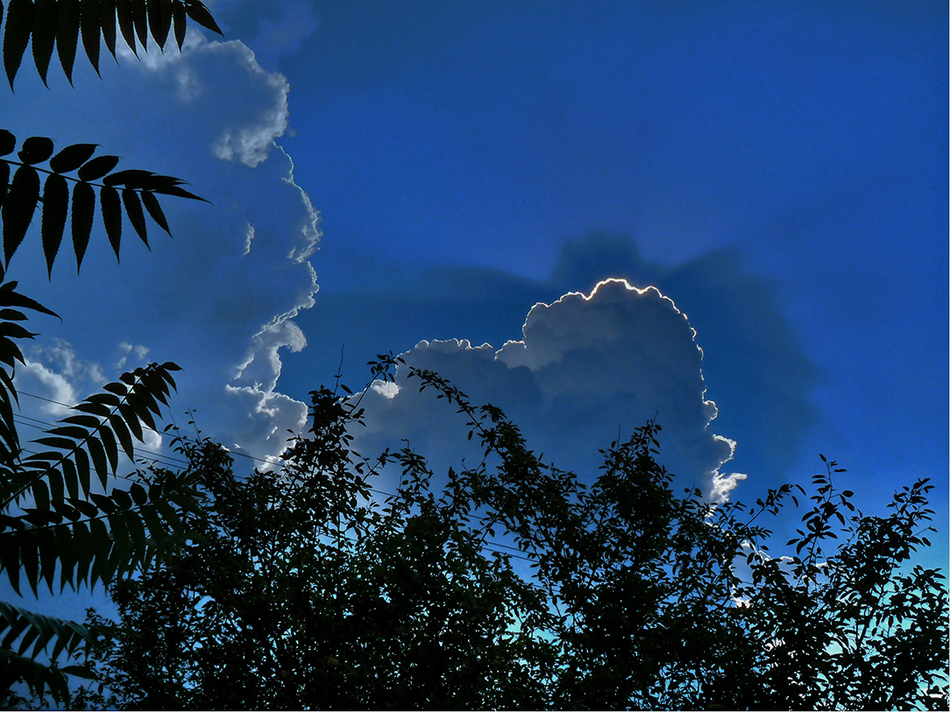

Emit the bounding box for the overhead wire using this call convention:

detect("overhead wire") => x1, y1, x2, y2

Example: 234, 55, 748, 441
12, 390, 539, 564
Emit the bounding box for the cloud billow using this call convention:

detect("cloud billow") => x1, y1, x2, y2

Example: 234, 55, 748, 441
3, 27, 319, 464
353, 279, 743, 499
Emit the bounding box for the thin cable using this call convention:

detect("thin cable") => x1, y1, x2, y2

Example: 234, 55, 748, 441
14, 392, 539, 564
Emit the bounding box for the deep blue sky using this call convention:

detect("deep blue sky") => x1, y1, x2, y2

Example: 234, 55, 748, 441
1, 0, 946, 582
249, 0, 946, 552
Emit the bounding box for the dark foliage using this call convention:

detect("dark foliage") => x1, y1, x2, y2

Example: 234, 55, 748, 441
0, 0, 221, 88
75, 364, 949, 710
0, 0, 220, 703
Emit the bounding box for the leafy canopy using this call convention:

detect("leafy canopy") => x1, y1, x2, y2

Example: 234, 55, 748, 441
76, 363, 949, 711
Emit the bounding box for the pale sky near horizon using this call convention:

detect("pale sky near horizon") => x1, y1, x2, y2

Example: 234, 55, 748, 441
1, 0, 946, 595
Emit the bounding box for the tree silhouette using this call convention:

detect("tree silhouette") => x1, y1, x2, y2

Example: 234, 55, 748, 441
74, 365, 949, 710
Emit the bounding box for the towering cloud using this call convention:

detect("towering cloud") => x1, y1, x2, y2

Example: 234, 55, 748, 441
353, 279, 743, 499
3, 28, 319, 463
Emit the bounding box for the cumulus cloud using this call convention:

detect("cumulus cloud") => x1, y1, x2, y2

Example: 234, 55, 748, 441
549, 233, 818, 480
14, 361, 78, 419
351, 279, 742, 499
2, 18, 320, 464
207, 320, 308, 464
117, 30, 290, 167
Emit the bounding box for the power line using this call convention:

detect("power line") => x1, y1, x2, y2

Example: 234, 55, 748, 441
12, 390, 539, 564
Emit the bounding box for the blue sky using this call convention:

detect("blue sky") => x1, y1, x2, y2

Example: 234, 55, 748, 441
1, 0, 946, 587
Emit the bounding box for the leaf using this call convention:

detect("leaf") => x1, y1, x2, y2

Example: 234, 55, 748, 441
130, 0, 146, 49
183, 0, 221, 35
88, 516, 111, 587
118, 402, 142, 441
30, 478, 49, 510
62, 457, 80, 500
77, 154, 120, 181
17, 136, 55, 164
71, 181, 95, 271
47, 464, 66, 506
80, 0, 101, 75
89, 493, 115, 515
146, 0, 171, 48
0, 160, 8, 212
115, 0, 136, 55
138, 502, 165, 542
62, 414, 102, 429
106, 511, 130, 575
54, 525, 75, 590
171, 0, 184, 49
151, 183, 208, 202
100, 184, 122, 261
140, 190, 171, 235
47, 425, 90, 440
122, 188, 148, 247
98, 423, 119, 472
122, 508, 146, 562
31, 0, 57, 86
18, 530, 39, 595
103, 168, 153, 187
86, 435, 109, 485
2, 164, 39, 265
72, 521, 91, 586
72, 401, 110, 418
102, 381, 127, 396
74, 446, 91, 496
37, 527, 57, 593
0, 129, 16, 156
41, 173, 68, 277
99, 0, 116, 58
110, 487, 132, 510
129, 482, 147, 506
3, 0, 34, 89
0, 537, 21, 595
87, 392, 120, 406
48, 143, 98, 173
153, 499, 182, 533
56, 0, 81, 84
126, 391, 156, 430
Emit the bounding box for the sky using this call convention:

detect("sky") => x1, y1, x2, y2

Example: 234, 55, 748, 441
0, 0, 946, 614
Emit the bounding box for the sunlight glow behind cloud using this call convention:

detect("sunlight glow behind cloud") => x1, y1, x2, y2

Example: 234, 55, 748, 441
353, 279, 745, 499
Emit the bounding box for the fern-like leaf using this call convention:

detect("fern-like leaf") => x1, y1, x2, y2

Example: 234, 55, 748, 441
0, 133, 207, 272
1, 0, 222, 87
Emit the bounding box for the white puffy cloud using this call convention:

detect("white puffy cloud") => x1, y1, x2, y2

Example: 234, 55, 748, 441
14, 361, 78, 419
351, 279, 743, 499
117, 30, 290, 167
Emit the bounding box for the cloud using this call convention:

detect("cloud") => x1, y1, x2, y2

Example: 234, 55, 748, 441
222, 321, 308, 462
118, 30, 290, 167
288, 231, 816, 490
1, 22, 319, 464
351, 279, 742, 499
547, 233, 818, 480
14, 361, 78, 419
